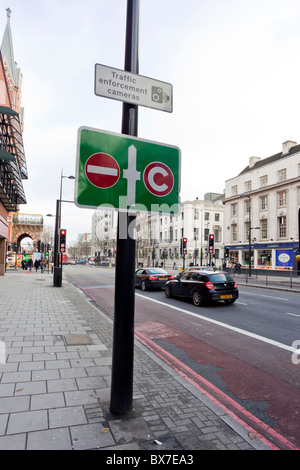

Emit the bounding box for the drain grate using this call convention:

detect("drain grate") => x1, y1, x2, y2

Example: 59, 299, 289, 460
63, 334, 92, 345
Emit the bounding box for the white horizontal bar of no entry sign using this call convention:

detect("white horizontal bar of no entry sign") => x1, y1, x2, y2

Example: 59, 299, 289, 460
87, 165, 118, 176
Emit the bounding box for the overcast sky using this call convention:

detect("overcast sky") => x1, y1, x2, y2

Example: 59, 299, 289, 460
1, 0, 300, 243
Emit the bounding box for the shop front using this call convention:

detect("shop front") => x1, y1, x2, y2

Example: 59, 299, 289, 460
224, 242, 298, 271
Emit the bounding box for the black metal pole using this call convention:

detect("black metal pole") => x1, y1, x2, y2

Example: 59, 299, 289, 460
53, 198, 62, 286
110, 0, 139, 415
298, 208, 300, 276
249, 198, 252, 278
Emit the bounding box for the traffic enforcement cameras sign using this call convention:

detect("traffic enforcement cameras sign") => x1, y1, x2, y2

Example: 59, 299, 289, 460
75, 127, 181, 215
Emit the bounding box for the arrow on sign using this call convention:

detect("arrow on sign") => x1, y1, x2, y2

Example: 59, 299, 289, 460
123, 145, 141, 206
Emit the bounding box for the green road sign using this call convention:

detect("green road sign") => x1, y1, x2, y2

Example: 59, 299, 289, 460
75, 127, 181, 214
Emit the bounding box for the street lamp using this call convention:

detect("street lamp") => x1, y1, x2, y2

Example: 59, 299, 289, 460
53, 172, 75, 287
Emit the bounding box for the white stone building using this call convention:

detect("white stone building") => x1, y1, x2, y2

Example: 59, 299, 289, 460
136, 193, 224, 269
223, 140, 300, 270
90, 194, 225, 268
91, 209, 117, 258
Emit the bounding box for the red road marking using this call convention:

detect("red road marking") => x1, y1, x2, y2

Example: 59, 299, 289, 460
134, 329, 299, 450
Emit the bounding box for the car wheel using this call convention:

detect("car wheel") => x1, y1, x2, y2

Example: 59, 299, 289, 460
224, 299, 236, 304
192, 290, 203, 306
141, 280, 147, 291
165, 285, 172, 298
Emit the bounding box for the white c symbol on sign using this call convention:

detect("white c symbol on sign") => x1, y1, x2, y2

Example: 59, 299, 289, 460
148, 167, 168, 192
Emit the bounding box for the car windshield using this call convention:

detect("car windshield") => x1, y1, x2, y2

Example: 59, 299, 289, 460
209, 273, 234, 282
147, 269, 167, 275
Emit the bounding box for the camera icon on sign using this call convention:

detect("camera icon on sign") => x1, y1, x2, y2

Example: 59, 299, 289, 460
151, 86, 170, 104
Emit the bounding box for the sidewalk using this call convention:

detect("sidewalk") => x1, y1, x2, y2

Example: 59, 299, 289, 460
0, 270, 272, 451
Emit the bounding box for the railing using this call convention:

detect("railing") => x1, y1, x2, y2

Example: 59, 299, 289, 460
233, 269, 300, 290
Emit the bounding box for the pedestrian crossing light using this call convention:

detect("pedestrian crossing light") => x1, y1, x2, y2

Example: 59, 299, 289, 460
208, 234, 214, 254
59, 229, 67, 253
182, 237, 187, 255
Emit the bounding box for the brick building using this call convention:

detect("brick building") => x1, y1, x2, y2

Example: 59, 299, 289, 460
0, 9, 27, 275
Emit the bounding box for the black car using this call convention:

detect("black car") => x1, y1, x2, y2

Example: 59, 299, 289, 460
177, 266, 216, 278
135, 268, 174, 291
165, 270, 238, 306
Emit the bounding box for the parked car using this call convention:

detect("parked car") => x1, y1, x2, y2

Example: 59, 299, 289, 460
165, 270, 238, 306
135, 268, 174, 291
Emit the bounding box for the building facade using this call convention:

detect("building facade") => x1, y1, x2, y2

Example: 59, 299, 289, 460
136, 194, 224, 269
0, 9, 27, 275
223, 140, 300, 270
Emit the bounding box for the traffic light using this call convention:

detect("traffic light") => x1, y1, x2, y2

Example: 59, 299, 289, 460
37, 240, 41, 252
208, 234, 214, 254
12, 242, 17, 252
182, 237, 187, 255
59, 229, 67, 253
225, 248, 229, 258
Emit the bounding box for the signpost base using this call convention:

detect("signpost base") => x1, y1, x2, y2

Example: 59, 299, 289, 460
53, 267, 62, 287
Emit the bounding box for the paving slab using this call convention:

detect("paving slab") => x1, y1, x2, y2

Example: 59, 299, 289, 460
0, 270, 273, 451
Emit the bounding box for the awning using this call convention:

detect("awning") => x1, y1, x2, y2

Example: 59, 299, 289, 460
0, 106, 27, 211
0, 105, 28, 179
0, 149, 16, 161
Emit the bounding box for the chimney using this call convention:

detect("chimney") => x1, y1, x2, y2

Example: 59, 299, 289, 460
282, 140, 297, 154
249, 156, 261, 168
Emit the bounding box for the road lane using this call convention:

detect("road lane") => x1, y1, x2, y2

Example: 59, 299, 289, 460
64, 266, 300, 447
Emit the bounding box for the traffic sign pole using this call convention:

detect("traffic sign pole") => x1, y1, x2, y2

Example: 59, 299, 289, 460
110, 0, 139, 415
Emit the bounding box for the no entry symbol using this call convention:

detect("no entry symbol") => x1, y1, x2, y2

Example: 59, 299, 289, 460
85, 153, 120, 189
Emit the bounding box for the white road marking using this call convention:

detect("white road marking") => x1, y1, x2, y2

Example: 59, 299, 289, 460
135, 293, 298, 354
239, 291, 289, 301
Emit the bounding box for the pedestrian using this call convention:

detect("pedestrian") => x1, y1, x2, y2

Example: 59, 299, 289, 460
27, 258, 33, 271
34, 259, 39, 271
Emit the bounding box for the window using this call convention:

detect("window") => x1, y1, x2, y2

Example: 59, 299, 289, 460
215, 213, 220, 221
245, 221, 250, 240
261, 219, 268, 239
231, 203, 237, 217
278, 191, 286, 207
193, 227, 199, 240
244, 181, 251, 192
204, 228, 209, 241
231, 224, 238, 242
231, 185, 237, 196
277, 168, 287, 182
215, 229, 221, 243
245, 200, 250, 214
260, 175, 268, 187
278, 216, 287, 238
260, 196, 268, 211
204, 212, 209, 221
194, 210, 199, 220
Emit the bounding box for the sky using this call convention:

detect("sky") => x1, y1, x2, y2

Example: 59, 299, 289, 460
1, 0, 300, 244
